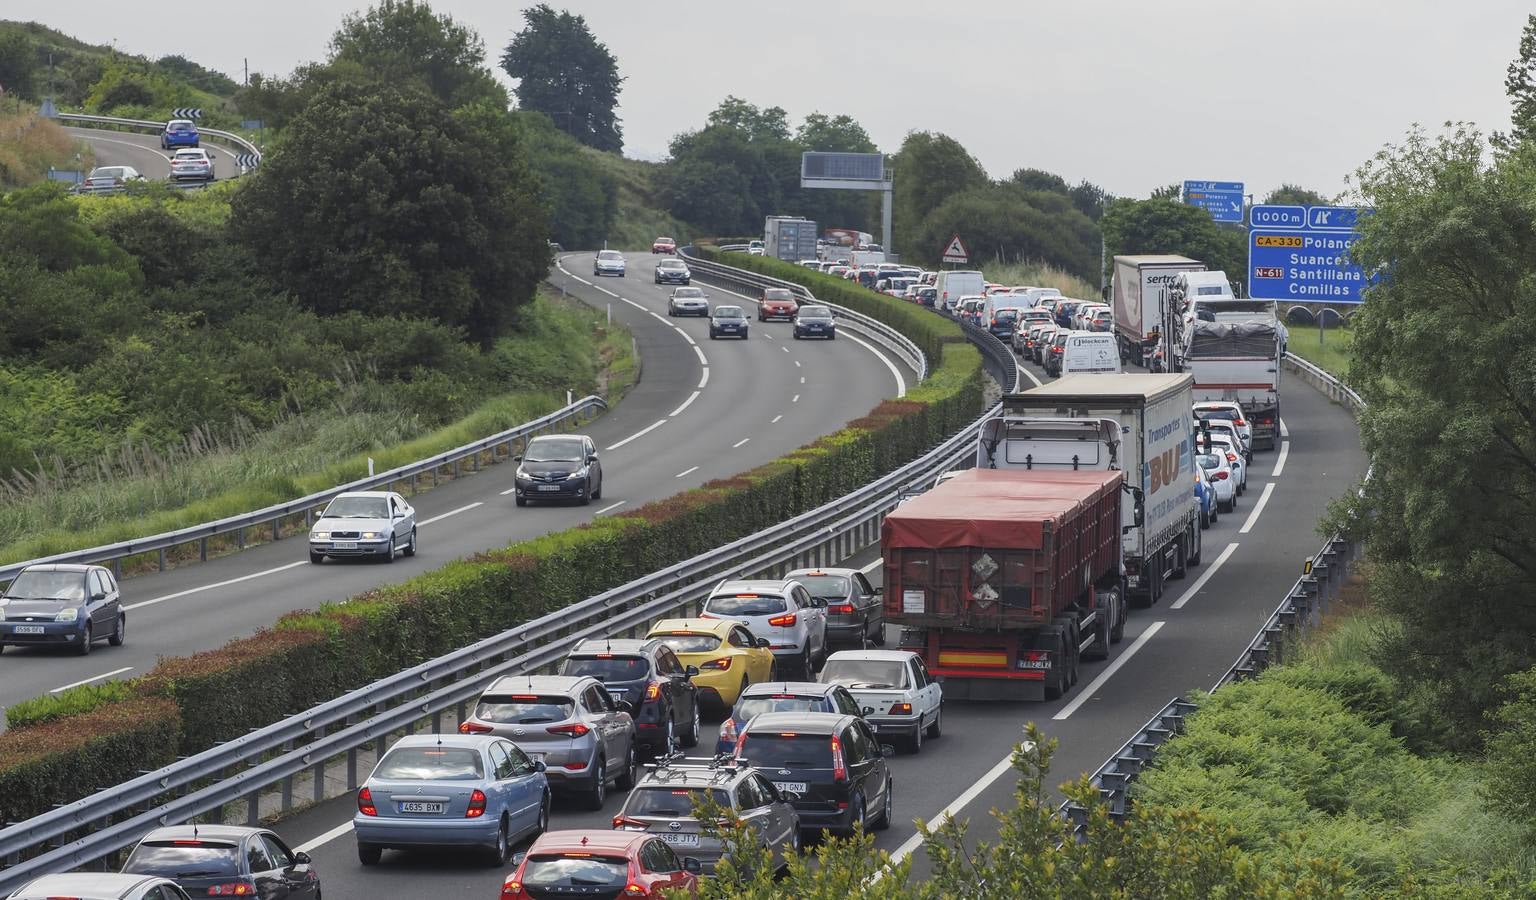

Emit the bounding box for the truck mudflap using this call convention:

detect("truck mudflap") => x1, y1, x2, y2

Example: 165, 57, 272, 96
1246, 403, 1281, 450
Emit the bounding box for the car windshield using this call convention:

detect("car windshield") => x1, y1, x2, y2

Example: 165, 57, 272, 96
560, 655, 650, 681
323, 496, 388, 518
373, 747, 483, 780
123, 841, 241, 878
1196, 454, 1224, 471
793, 575, 849, 599
705, 594, 787, 616
522, 855, 630, 888
714, 307, 744, 319
798, 307, 831, 318
659, 260, 686, 269
650, 633, 722, 653
673, 288, 703, 298
525, 438, 585, 462
995, 309, 1019, 321
1195, 407, 1240, 421
739, 733, 832, 768
623, 787, 730, 817
2, 571, 87, 601
736, 695, 828, 720
169, 122, 193, 132
473, 694, 575, 725
820, 659, 908, 690
763, 289, 793, 301
90, 167, 127, 178
598, 251, 623, 260
656, 237, 674, 243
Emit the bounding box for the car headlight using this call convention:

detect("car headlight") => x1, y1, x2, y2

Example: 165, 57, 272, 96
360, 531, 381, 540
55, 608, 80, 623
515, 470, 532, 481
567, 467, 588, 481
311, 531, 330, 540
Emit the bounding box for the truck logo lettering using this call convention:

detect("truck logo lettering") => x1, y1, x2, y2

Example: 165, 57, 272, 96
1149, 446, 1182, 493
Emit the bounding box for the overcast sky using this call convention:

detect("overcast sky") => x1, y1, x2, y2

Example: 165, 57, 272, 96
42, 1, 1531, 200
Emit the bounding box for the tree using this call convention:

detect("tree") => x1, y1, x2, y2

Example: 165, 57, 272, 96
231, 81, 549, 347
1506, 14, 1536, 146
1264, 183, 1331, 206
707, 96, 790, 143
330, 0, 506, 109
795, 113, 875, 153
501, 4, 623, 152
1101, 197, 1245, 281
1482, 666, 1536, 841
890, 132, 988, 252
0, 32, 38, 100
913, 186, 1098, 279
1346, 124, 1536, 747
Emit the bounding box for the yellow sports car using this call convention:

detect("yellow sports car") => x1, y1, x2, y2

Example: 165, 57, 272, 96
646, 617, 776, 711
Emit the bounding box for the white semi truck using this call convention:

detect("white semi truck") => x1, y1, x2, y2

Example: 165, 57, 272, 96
1111, 255, 1206, 368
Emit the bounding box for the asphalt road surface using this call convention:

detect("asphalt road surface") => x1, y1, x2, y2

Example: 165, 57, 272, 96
68, 126, 246, 182
269, 330, 1366, 900
0, 252, 914, 721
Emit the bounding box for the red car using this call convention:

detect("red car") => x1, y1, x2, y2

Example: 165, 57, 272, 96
652, 237, 677, 254
758, 287, 799, 321
500, 831, 699, 899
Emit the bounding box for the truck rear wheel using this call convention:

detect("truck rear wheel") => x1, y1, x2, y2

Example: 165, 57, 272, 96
1171, 534, 1188, 580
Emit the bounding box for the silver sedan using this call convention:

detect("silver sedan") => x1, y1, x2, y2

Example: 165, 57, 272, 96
308, 491, 417, 563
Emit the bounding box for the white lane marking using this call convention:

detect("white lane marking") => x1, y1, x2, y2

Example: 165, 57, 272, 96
648, 311, 669, 325
418, 502, 483, 526
125, 560, 309, 611
792, 394, 800, 403
800, 376, 806, 384
623, 298, 646, 310
693, 345, 708, 366
732, 438, 751, 448
1170, 543, 1240, 610
1279, 418, 1290, 438
499, 486, 517, 495
887, 752, 1018, 868
669, 390, 702, 417
771, 414, 783, 424
763, 332, 774, 340
675, 466, 699, 479
795, 360, 802, 367
698, 368, 710, 389
1238, 483, 1277, 535
1053, 621, 1167, 719
594, 286, 619, 298
782, 346, 790, 353
594, 501, 627, 515
1271, 441, 1291, 477
841, 332, 907, 398
673, 327, 697, 346
860, 557, 883, 575
51, 667, 133, 694
606, 419, 667, 451
295, 822, 353, 854
1018, 362, 1043, 388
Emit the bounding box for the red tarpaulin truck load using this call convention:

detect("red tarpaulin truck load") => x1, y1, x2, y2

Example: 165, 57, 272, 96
881, 468, 1126, 702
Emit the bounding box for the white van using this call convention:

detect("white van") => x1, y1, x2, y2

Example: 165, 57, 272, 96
934, 270, 986, 311
1014, 287, 1062, 309
1058, 331, 1122, 375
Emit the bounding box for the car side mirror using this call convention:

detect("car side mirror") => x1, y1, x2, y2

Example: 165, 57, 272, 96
393, 511, 404, 519
587, 454, 599, 463
534, 759, 547, 773
91, 592, 107, 602
615, 699, 634, 714
809, 597, 827, 608
754, 637, 771, 649
880, 744, 896, 757
872, 586, 884, 595
862, 706, 875, 716
513, 454, 523, 462
512, 851, 527, 867
684, 665, 700, 677
293, 851, 312, 866
682, 857, 704, 875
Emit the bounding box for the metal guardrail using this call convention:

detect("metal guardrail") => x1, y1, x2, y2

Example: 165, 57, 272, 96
0, 397, 608, 583
680, 247, 928, 382
0, 252, 990, 886
56, 113, 262, 173
1061, 351, 1368, 834
957, 320, 1022, 394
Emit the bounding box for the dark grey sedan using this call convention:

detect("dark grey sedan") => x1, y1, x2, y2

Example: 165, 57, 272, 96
708, 305, 750, 340
514, 434, 604, 507
785, 567, 883, 646
0, 563, 124, 655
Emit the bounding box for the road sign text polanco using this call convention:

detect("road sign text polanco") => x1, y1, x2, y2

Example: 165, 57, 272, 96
1247, 204, 1373, 303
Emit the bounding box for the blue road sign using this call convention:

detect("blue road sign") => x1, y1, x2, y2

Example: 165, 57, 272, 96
1248, 204, 1373, 303
1183, 180, 1244, 223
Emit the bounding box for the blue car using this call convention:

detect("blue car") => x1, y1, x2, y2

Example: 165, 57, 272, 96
0, 563, 124, 655
353, 734, 549, 866
1194, 472, 1216, 528
161, 119, 200, 149
715, 681, 863, 755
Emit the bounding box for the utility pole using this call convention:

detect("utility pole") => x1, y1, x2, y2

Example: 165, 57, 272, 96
244, 58, 249, 87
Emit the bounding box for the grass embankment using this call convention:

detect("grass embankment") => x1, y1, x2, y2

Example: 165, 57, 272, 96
1134, 577, 1536, 895
976, 258, 1099, 300
0, 108, 95, 188
585, 148, 694, 250
0, 291, 634, 567
1287, 325, 1354, 378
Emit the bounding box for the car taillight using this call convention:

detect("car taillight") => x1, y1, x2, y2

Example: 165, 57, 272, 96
206, 882, 257, 896
831, 604, 855, 614
466, 789, 487, 818
890, 702, 913, 715
501, 876, 526, 900
357, 787, 377, 816
547, 723, 591, 737
1233, 419, 1246, 427
1226, 452, 1238, 463
720, 717, 739, 743
1215, 471, 1229, 480
613, 815, 649, 831
831, 735, 847, 782
767, 613, 797, 627
458, 721, 494, 734
623, 884, 651, 898
700, 657, 732, 670
644, 682, 662, 701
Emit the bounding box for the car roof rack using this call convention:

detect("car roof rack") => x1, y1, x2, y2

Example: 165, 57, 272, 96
639, 751, 752, 783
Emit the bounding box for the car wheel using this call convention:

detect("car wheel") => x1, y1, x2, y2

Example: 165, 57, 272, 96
403, 528, 417, 557
908, 719, 924, 754
828, 332, 836, 340
486, 819, 510, 867
847, 793, 866, 836
709, 331, 717, 339
109, 613, 126, 647
382, 540, 395, 563
871, 780, 893, 831
309, 550, 325, 564
1219, 499, 1232, 513
798, 649, 812, 680
615, 744, 639, 790
681, 703, 701, 748
925, 705, 941, 739
793, 332, 801, 339
357, 843, 382, 866
871, 624, 886, 647
592, 477, 602, 501
536, 791, 551, 836
664, 717, 677, 756
584, 757, 607, 810
1200, 509, 1210, 529
77, 624, 92, 656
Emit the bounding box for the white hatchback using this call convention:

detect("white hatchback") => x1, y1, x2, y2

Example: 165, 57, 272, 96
1194, 401, 1254, 447
819, 650, 942, 753
701, 579, 827, 679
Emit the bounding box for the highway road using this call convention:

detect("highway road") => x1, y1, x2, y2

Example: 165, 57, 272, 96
0, 251, 914, 720
68, 125, 247, 182
268, 331, 1367, 899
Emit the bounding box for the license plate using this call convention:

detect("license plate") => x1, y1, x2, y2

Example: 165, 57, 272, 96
1019, 659, 1052, 670
333, 541, 357, 549
13, 625, 44, 635
398, 801, 444, 814
660, 833, 700, 847
537, 485, 561, 492
773, 782, 807, 795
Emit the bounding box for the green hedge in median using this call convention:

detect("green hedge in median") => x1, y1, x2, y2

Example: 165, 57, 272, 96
0, 254, 984, 824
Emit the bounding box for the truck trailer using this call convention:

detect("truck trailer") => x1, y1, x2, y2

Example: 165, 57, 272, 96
1112, 255, 1205, 367
882, 468, 1127, 702
1187, 318, 1283, 449
764, 216, 819, 263
977, 373, 1202, 607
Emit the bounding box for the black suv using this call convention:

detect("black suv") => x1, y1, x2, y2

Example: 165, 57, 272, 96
734, 711, 894, 837
561, 639, 701, 758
